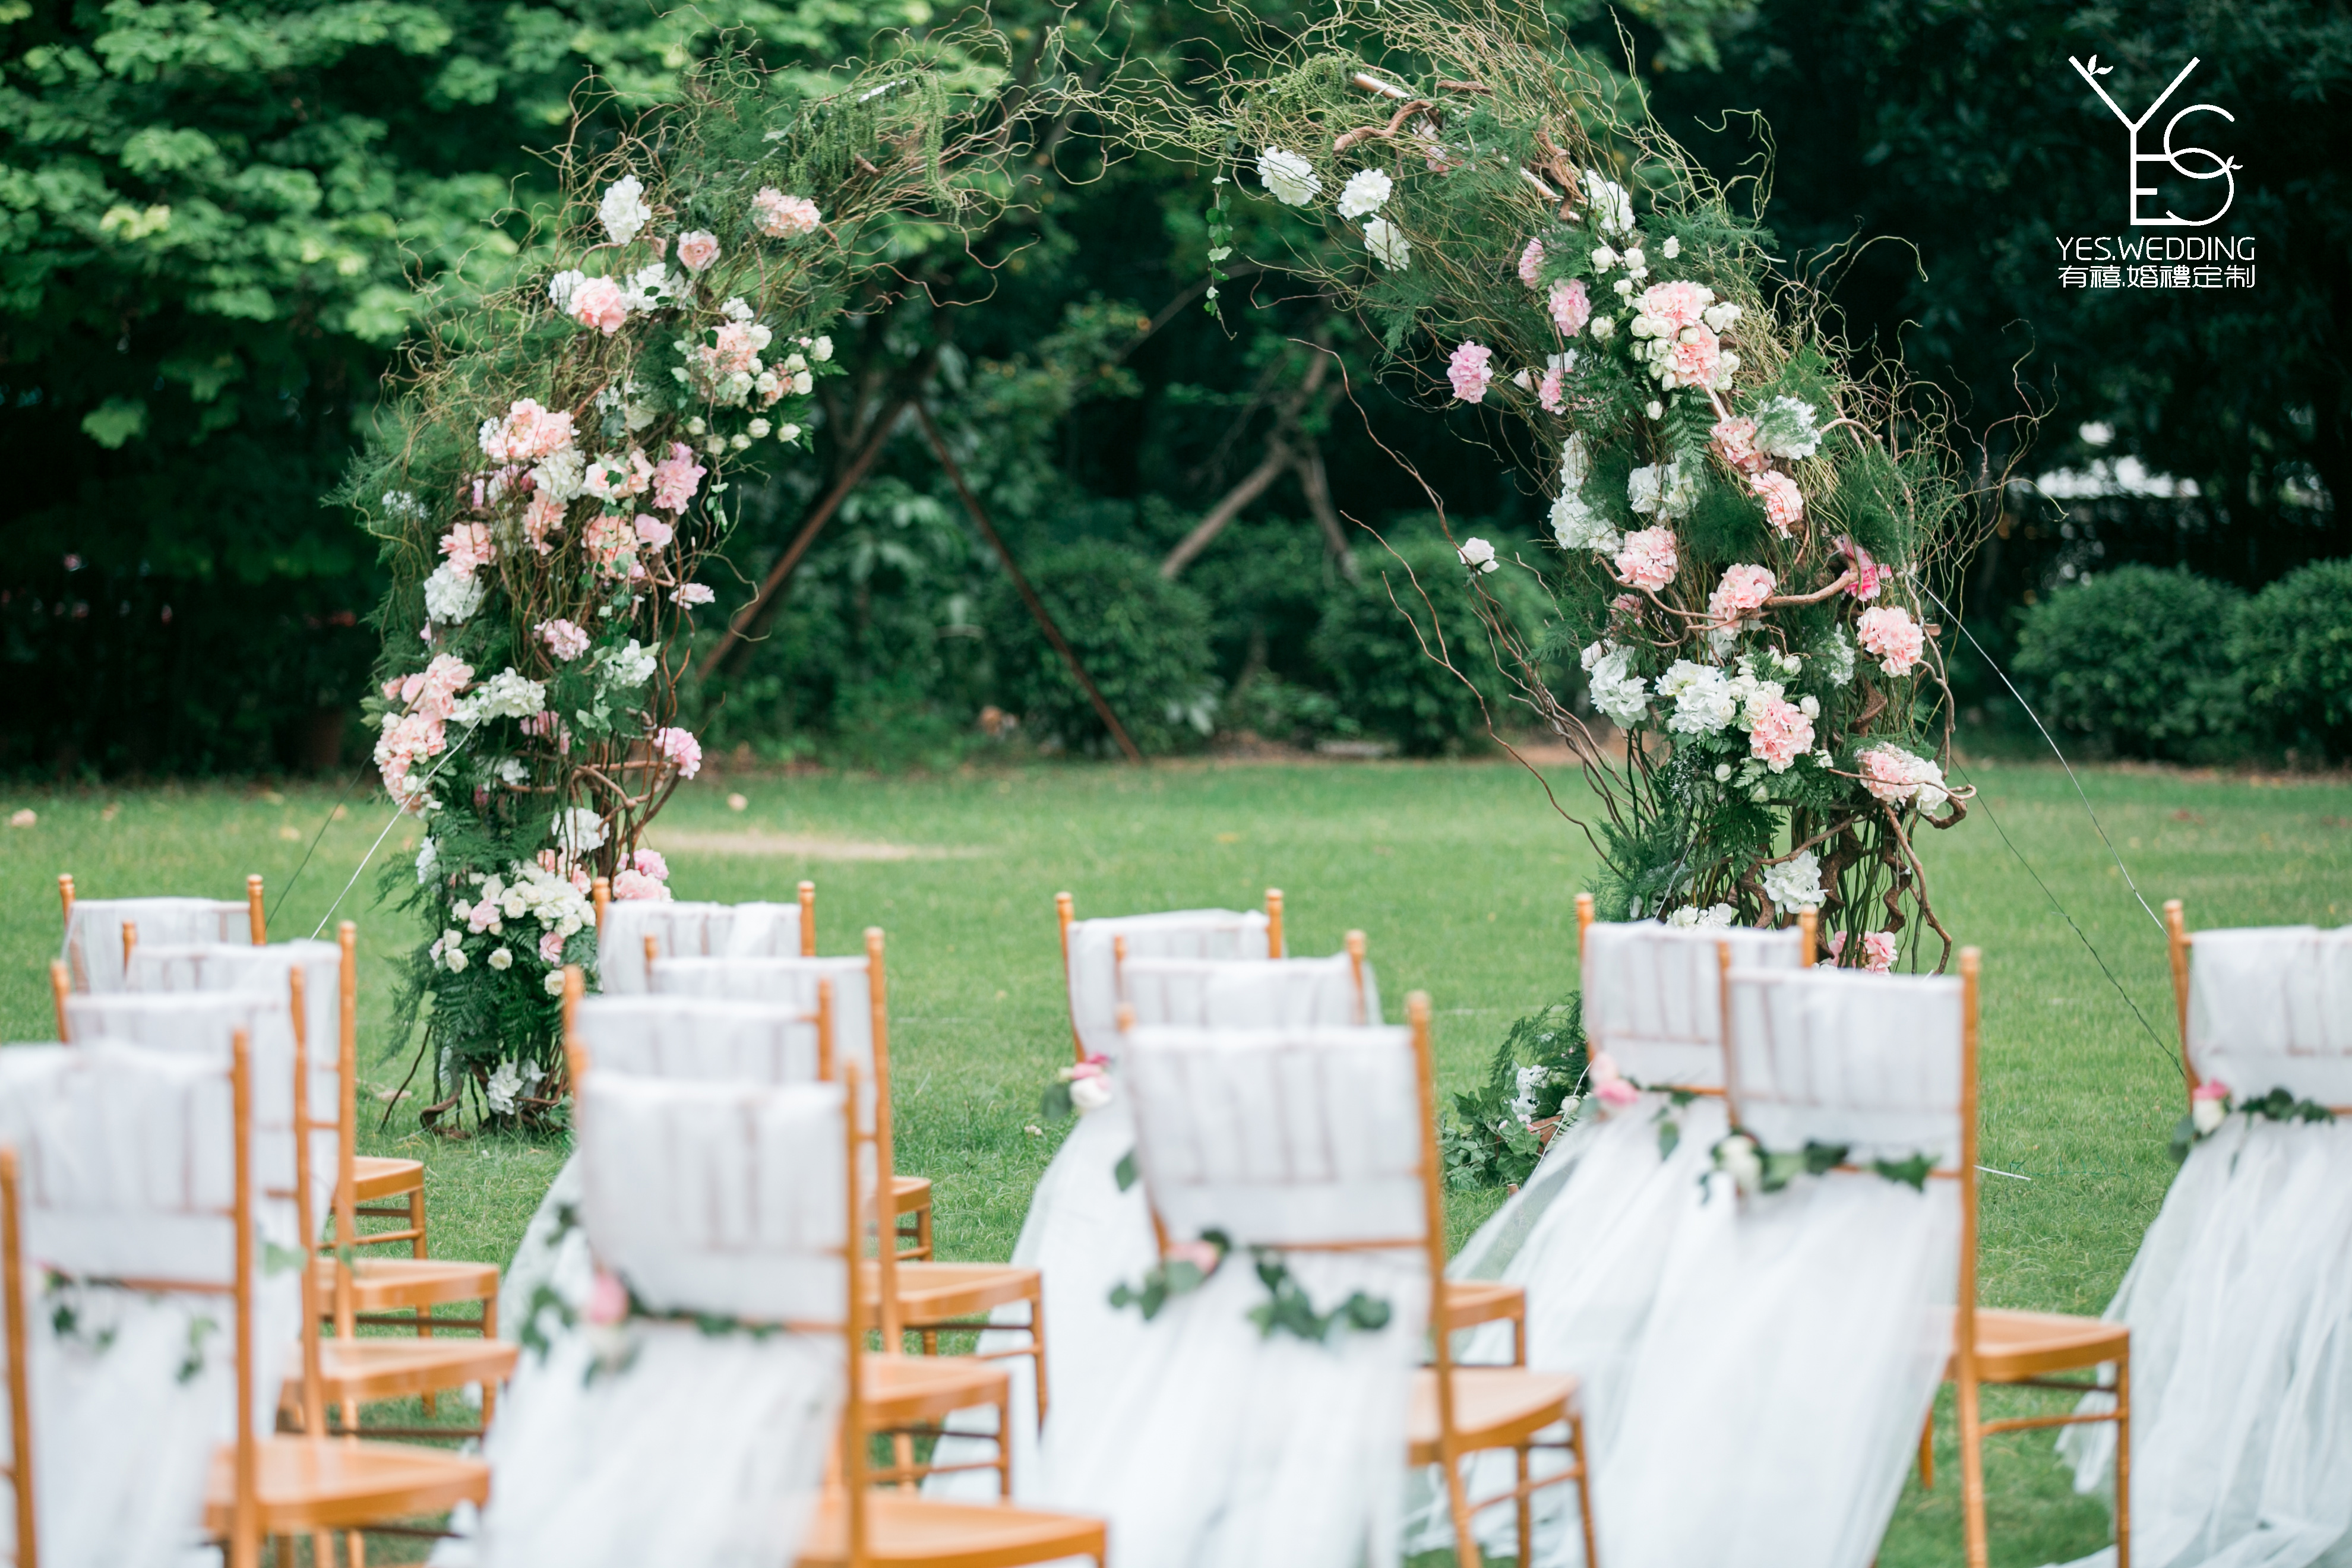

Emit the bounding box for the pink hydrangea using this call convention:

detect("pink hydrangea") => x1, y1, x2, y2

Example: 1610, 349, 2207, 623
1547, 279, 1590, 337
703, 320, 767, 377
675, 230, 720, 273
478, 399, 576, 462
651, 443, 706, 514
1538, 367, 1566, 413
1614, 526, 1678, 592
582, 449, 653, 501
537, 618, 590, 661
1857, 605, 1926, 675
568, 276, 628, 334
611, 868, 672, 902
1636, 279, 1714, 333
523, 494, 565, 556
1750, 470, 1804, 535
2191, 1079, 2230, 1104
656, 726, 701, 779
1447, 342, 1494, 403
631, 848, 668, 883
1518, 237, 1545, 288
394, 654, 473, 720
520, 710, 560, 739
1841, 538, 1885, 602
634, 514, 674, 549
583, 515, 636, 577
753, 188, 823, 238
438, 522, 496, 578
1712, 417, 1764, 473
1862, 932, 1899, 972
1663, 327, 1725, 390
1707, 563, 1776, 628
1747, 695, 1814, 772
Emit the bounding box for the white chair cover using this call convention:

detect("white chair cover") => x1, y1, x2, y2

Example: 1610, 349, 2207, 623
0, 1041, 301, 1568
1598, 965, 1962, 1568
644, 956, 875, 1086
62, 897, 250, 992
474, 1073, 845, 1568
1066, 909, 1271, 1061
1585, 922, 1806, 1090
1033, 1024, 1427, 1568
2053, 925, 2352, 1568
597, 901, 804, 994
1117, 951, 1381, 1030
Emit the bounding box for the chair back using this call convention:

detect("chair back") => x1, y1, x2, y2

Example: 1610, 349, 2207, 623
125, 941, 342, 1069
573, 996, 830, 1086
599, 893, 811, 994
1118, 947, 1379, 1030
1583, 921, 1804, 1090
2182, 923, 2352, 1109
1065, 908, 1272, 1060
62, 894, 260, 993
644, 953, 878, 1098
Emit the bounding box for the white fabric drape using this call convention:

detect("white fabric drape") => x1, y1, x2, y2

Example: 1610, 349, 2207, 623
2050, 926, 2352, 1568
61, 897, 249, 992
1031, 1025, 1426, 1568
1064, 910, 1269, 1061
1115, 952, 1380, 1031
473, 1073, 846, 1568
0, 1041, 301, 1568
597, 902, 805, 994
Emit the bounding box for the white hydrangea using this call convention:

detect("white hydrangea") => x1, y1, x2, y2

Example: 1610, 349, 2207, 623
453, 669, 546, 725
719, 296, 755, 322
422, 561, 485, 624
1580, 641, 1649, 726
1658, 660, 1737, 735
1582, 169, 1634, 235
552, 808, 607, 858
1256, 146, 1322, 206
381, 490, 428, 522
1725, 658, 1788, 731
1627, 460, 1697, 521
1551, 494, 1618, 552
1336, 167, 1393, 219
1364, 217, 1409, 271
1509, 1064, 1550, 1126
483, 1058, 543, 1115
1820, 627, 1857, 687
548, 269, 584, 312
602, 638, 657, 687
1665, 903, 1737, 929
530, 448, 586, 504
415, 837, 438, 883
599, 176, 653, 246
1761, 849, 1828, 914
1753, 396, 1823, 460
621, 263, 673, 314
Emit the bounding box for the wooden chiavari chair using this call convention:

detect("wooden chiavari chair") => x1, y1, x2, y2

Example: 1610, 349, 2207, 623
565, 976, 1016, 1495
54, 872, 265, 994
1057, 889, 1284, 1064
643, 935, 1050, 1400
1, 1147, 34, 1568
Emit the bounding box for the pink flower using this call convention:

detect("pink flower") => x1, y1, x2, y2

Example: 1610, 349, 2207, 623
1750, 470, 1804, 536
1547, 279, 1590, 337
1447, 342, 1494, 404
373, 712, 447, 802
1708, 564, 1775, 629
1611, 593, 1642, 617
1862, 932, 1899, 973
538, 618, 590, 661
1857, 605, 1926, 676
1636, 280, 1714, 333
611, 869, 671, 902
1711, 417, 1764, 473
634, 514, 674, 549
655, 726, 701, 779
1165, 1238, 1224, 1276
1825, 931, 1846, 961
478, 399, 575, 462
675, 583, 716, 607
1537, 366, 1565, 413
568, 276, 628, 335
1662, 327, 1725, 390
1518, 237, 1545, 288
752, 188, 822, 238
396, 654, 473, 721
523, 494, 565, 556
438, 522, 496, 578
583, 515, 636, 577
584, 1270, 630, 1326
651, 444, 706, 514
1839, 538, 1885, 602
631, 848, 669, 882
1747, 695, 1814, 773
520, 710, 560, 739
582, 449, 653, 501
1614, 526, 1678, 592
1589, 1051, 1640, 1107
1070, 1058, 1106, 1082
675, 230, 720, 273
2192, 1079, 2230, 1102
703, 320, 768, 378
539, 928, 567, 965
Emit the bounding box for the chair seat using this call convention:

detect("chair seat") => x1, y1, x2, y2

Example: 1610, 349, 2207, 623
311, 1256, 499, 1313
865, 1353, 1010, 1428
299, 1336, 519, 1405
798, 1492, 1105, 1567
1955, 1308, 2129, 1383
205, 1436, 488, 1532
1438, 1279, 1525, 1330
352, 1155, 424, 1202
1408, 1367, 1583, 1462
861, 1262, 1041, 1324
893, 1175, 931, 1215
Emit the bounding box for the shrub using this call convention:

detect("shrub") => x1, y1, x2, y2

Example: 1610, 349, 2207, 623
1440, 994, 1589, 1190
2011, 565, 2245, 761
980, 540, 1218, 755
2231, 558, 2352, 760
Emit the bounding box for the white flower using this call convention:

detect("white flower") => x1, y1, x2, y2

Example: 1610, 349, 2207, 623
1509, 1064, 1551, 1126
488, 947, 514, 972
1580, 641, 1649, 726
1458, 537, 1499, 574
748, 418, 771, 439
1364, 217, 1410, 271
675, 583, 715, 606
554, 807, 607, 856
1582, 169, 1634, 235
548, 269, 585, 311
2192, 1094, 2227, 1135
1662, 235, 1681, 259
453, 669, 546, 725
1665, 903, 1737, 930
1753, 396, 1822, 460
1642, 396, 1661, 416
1256, 146, 1322, 206
543, 970, 567, 996
1336, 167, 1393, 219
1070, 1075, 1115, 1114
444, 945, 469, 973
1799, 694, 1820, 720
621, 263, 672, 313
1591, 245, 1617, 271
1658, 661, 1737, 735
381, 490, 428, 522
1560, 431, 1591, 491
1551, 493, 1618, 552
1717, 1133, 1763, 1196
599, 176, 653, 246
1702, 302, 1741, 333
719, 296, 754, 322
415, 838, 438, 883
729, 433, 751, 451
532, 448, 586, 504
485, 1059, 525, 1115
1821, 628, 1857, 687
603, 638, 657, 687
777, 423, 801, 442
1627, 460, 1696, 521
1761, 849, 1828, 913
810, 336, 833, 362
1588, 315, 1617, 343
1621, 246, 1645, 272
422, 562, 486, 624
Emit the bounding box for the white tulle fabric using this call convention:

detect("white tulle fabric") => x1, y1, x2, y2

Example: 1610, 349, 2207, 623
61, 897, 250, 991
597, 901, 805, 994
2050, 926, 2352, 1568
1065, 909, 1270, 1060
1030, 1025, 1426, 1568
475, 1072, 846, 1568
0, 1041, 301, 1568
1116, 952, 1380, 1031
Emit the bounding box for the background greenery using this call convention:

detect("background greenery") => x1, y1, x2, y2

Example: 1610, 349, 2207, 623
6, 0, 2341, 776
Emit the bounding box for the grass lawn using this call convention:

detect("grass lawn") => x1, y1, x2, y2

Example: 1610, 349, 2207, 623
5, 753, 2348, 1565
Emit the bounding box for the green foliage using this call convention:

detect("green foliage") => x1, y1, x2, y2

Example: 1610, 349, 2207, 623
978, 539, 1218, 756
1243, 1250, 1391, 1344
1440, 992, 1587, 1190
2230, 559, 2352, 760
2012, 566, 2246, 761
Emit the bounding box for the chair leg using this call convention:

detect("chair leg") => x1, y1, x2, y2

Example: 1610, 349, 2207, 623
996, 1389, 1013, 1499
1918, 1411, 1934, 1489
2115, 1348, 2132, 1568
409, 1188, 428, 1260
1442, 1445, 1482, 1568
481, 1294, 500, 1428
1029, 1288, 1051, 1426
1514, 1441, 1533, 1568
1957, 1373, 1989, 1568
1571, 1406, 1599, 1568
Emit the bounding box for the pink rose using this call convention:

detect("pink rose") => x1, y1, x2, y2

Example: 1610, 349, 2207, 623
1538, 366, 1565, 413
537, 618, 590, 661
582, 449, 653, 501
523, 494, 565, 556
675, 230, 720, 273
1636, 279, 1714, 333
651, 443, 706, 514
1862, 932, 1899, 973
1165, 1238, 1224, 1276
1747, 695, 1814, 773
631, 848, 668, 882
568, 276, 628, 335
1663, 327, 1725, 390
438, 522, 495, 578
1750, 470, 1804, 535
611, 869, 671, 902
1518, 237, 1545, 288
1711, 417, 1764, 473
584, 1270, 630, 1326
1839, 538, 1885, 602
479, 399, 575, 462
633, 514, 674, 549
752, 188, 822, 238
1547, 279, 1590, 337
1857, 605, 1926, 676
1446, 341, 1494, 404
656, 725, 701, 779
1708, 563, 1775, 629
703, 320, 767, 377
539, 928, 567, 965
1614, 526, 1678, 592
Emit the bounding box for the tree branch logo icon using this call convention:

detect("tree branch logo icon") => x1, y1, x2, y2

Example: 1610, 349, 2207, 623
2071, 55, 2239, 227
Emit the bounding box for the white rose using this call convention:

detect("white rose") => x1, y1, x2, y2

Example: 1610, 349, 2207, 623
488, 948, 514, 971
1458, 536, 1499, 574
1255, 146, 1322, 206
1718, 1134, 1763, 1196
1070, 1075, 1115, 1114
748, 418, 772, 439
1662, 235, 1681, 258
1363, 217, 1411, 272
543, 969, 567, 996
1336, 167, 1393, 219
1591, 245, 1617, 270
2191, 1095, 2227, 1135
1621, 246, 1645, 270
444, 946, 469, 973
810, 335, 833, 362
